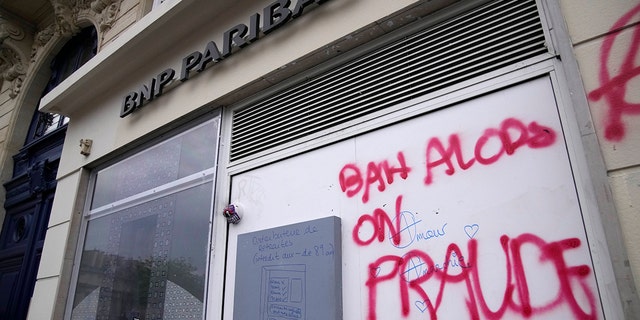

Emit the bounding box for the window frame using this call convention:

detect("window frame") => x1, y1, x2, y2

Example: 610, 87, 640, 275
65, 112, 221, 320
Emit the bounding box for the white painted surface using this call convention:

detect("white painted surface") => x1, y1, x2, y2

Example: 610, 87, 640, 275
225, 77, 606, 319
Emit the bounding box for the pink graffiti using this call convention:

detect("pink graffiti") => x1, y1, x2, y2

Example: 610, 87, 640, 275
339, 152, 411, 204
338, 117, 556, 203
424, 118, 555, 185
366, 235, 597, 320
588, 4, 640, 141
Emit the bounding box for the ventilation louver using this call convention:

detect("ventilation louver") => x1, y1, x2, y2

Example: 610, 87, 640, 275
230, 0, 547, 162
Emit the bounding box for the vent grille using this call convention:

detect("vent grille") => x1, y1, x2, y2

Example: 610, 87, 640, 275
230, 0, 547, 162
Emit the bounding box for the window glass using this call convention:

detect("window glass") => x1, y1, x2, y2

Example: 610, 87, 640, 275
71, 117, 218, 320
91, 120, 218, 209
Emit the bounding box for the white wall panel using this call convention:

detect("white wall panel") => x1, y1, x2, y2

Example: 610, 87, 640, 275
224, 77, 608, 319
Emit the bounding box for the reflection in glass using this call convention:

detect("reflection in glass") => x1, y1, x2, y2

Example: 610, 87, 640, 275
71, 183, 212, 320
91, 120, 218, 209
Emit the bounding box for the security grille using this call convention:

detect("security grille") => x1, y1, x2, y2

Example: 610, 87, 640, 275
230, 0, 548, 162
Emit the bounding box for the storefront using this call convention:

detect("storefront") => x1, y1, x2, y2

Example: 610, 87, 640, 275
8, 0, 638, 319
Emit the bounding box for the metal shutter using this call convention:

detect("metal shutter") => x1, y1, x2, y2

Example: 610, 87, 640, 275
231, 0, 547, 162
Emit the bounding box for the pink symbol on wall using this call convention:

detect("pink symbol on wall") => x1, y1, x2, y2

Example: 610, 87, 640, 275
588, 4, 640, 141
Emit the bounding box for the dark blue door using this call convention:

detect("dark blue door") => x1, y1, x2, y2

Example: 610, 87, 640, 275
0, 131, 63, 319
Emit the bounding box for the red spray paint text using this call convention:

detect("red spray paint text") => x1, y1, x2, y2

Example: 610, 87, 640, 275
352, 195, 404, 246
366, 235, 597, 320
339, 152, 411, 204
424, 117, 556, 185
338, 117, 598, 319
338, 117, 556, 203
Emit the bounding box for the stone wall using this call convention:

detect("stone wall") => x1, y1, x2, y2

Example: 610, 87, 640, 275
560, 0, 640, 310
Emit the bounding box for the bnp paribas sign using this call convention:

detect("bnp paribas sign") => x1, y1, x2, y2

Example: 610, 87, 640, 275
120, 0, 329, 118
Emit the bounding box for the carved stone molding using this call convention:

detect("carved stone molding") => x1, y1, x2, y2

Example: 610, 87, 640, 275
31, 24, 55, 62
0, 15, 28, 98
52, 0, 80, 37
30, 0, 123, 61
0, 47, 26, 98
92, 0, 122, 32
0, 17, 25, 44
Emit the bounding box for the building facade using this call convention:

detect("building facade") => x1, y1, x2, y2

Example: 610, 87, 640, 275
0, 0, 638, 319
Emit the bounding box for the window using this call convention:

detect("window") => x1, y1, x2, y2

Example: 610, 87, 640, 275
70, 117, 219, 320
26, 26, 97, 144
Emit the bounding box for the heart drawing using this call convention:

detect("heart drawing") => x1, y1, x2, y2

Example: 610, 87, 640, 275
415, 300, 428, 313
464, 224, 479, 239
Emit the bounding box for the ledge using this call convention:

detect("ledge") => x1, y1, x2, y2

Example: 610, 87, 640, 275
39, 0, 471, 118
39, 0, 238, 116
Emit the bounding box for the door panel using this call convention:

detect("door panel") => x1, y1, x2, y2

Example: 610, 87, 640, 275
0, 160, 58, 319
